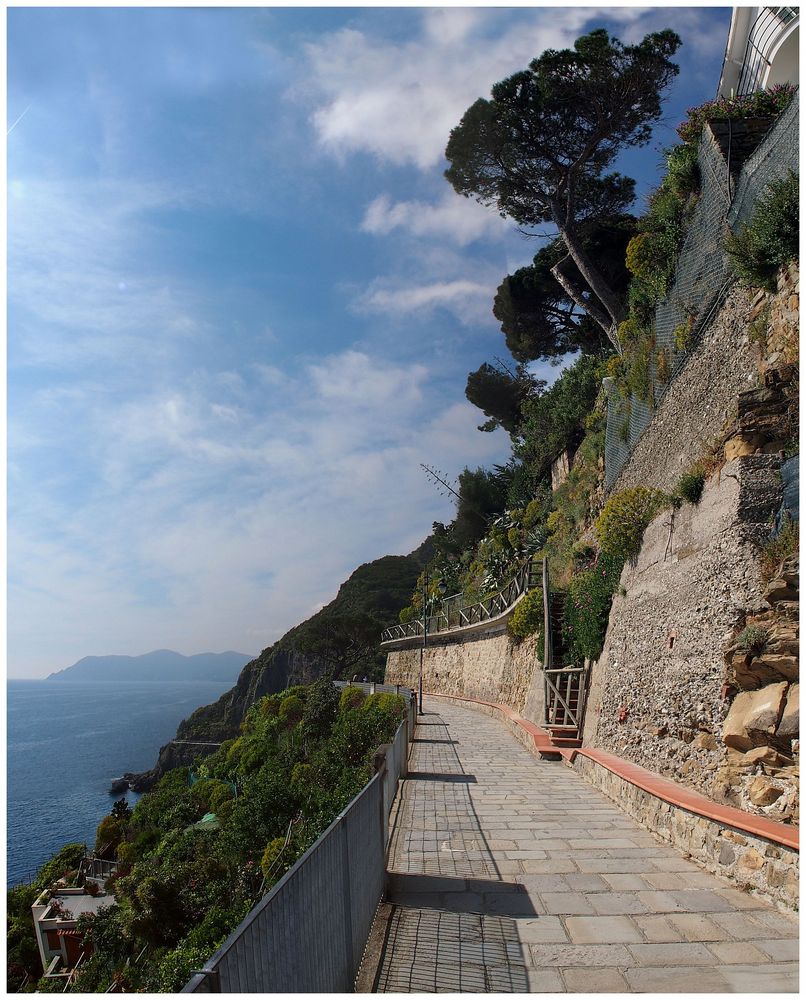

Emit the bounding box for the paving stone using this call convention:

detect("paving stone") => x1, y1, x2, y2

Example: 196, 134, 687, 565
515, 874, 572, 893
513, 916, 569, 944
575, 858, 653, 874
528, 943, 633, 967
716, 963, 799, 992
562, 967, 630, 992
565, 915, 643, 944
587, 892, 648, 915
754, 938, 801, 962
520, 859, 579, 874
633, 914, 684, 943
539, 892, 597, 915
624, 965, 738, 992
523, 967, 567, 992
563, 874, 609, 893
711, 911, 775, 939
602, 873, 652, 891
627, 942, 719, 966
707, 941, 772, 964
666, 912, 731, 941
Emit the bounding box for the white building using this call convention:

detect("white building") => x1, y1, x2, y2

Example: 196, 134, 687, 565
718, 7, 799, 97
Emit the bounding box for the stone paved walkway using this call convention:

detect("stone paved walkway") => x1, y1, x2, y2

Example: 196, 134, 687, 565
364, 700, 799, 993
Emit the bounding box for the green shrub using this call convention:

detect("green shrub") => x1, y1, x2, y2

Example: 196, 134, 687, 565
595, 487, 671, 560
278, 695, 304, 729
673, 321, 694, 352
677, 83, 796, 146
362, 692, 406, 723
338, 685, 366, 711
301, 678, 340, 741
564, 554, 625, 663
760, 516, 799, 582
398, 605, 417, 624
95, 815, 126, 857
655, 348, 672, 385
508, 589, 544, 649
736, 625, 769, 655
726, 172, 799, 290
674, 465, 706, 504
260, 837, 287, 880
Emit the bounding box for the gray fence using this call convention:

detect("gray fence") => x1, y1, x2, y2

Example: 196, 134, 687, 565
605, 94, 799, 488
183, 709, 413, 993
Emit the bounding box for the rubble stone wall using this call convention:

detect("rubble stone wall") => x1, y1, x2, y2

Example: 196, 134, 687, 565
573, 753, 798, 910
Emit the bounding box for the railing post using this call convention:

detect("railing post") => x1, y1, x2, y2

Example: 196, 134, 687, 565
189, 969, 220, 992
340, 816, 354, 982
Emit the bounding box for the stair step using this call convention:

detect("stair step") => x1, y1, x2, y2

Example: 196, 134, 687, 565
549, 737, 582, 747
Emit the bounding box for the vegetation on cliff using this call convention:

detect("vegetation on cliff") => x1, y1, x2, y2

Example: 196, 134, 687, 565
9, 682, 405, 993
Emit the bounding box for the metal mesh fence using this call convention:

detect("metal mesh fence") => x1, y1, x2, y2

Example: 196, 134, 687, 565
183, 719, 410, 994
605, 94, 799, 488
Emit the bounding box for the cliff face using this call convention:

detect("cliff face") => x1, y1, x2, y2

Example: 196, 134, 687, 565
131, 540, 432, 785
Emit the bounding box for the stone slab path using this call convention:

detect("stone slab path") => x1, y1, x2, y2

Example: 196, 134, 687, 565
362, 700, 798, 993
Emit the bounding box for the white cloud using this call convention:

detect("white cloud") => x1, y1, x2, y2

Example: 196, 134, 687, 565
9, 342, 512, 676
356, 278, 491, 324
361, 192, 508, 246
301, 9, 595, 169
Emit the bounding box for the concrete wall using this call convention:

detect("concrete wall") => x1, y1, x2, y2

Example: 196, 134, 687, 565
385, 627, 545, 727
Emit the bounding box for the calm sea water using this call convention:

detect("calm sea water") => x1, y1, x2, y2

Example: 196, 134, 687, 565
7, 679, 232, 888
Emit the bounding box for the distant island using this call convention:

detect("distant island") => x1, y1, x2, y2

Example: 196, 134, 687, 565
46, 649, 252, 684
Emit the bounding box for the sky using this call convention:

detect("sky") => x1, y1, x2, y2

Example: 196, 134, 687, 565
7, 5, 732, 678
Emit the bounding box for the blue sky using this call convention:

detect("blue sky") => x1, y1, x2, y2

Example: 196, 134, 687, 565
8, 6, 731, 677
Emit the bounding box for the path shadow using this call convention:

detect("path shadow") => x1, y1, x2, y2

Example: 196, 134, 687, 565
373, 882, 534, 993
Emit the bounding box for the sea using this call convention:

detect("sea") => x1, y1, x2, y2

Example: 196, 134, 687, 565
7, 679, 234, 888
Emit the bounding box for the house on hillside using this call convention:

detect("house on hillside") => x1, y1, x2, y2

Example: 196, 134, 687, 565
31, 882, 112, 982
719, 6, 799, 97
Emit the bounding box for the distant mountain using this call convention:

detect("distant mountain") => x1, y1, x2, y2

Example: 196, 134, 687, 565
46, 649, 252, 684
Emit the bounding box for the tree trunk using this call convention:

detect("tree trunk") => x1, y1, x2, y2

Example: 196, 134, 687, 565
551, 256, 622, 354
557, 222, 626, 331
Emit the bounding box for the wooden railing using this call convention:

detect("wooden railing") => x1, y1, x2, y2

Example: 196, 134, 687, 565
541, 559, 588, 733
380, 559, 540, 644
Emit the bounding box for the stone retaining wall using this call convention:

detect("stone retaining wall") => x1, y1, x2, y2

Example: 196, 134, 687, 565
572, 753, 798, 911
385, 630, 545, 727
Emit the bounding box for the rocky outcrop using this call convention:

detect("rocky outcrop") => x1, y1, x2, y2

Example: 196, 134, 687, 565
716, 554, 799, 824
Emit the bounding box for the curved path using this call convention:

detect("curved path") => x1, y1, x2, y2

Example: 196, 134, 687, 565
361, 700, 798, 993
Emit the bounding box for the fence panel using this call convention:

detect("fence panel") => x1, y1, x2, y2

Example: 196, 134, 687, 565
183, 716, 411, 994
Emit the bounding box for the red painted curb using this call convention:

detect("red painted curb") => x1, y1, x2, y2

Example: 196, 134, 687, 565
426, 691, 799, 852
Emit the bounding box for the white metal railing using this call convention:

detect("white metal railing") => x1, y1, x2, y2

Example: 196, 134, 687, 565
381, 559, 539, 643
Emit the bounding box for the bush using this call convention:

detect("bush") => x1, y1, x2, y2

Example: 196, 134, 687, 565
655, 348, 671, 385
301, 678, 340, 742
760, 516, 799, 582
677, 83, 796, 146
564, 554, 624, 663
508, 588, 544, 645
338, 685, 366, 711
726, 172, 799, 290
278, 695, 304, 729
260, 837, 287, 880
95, 815, 126, 858
398, 605, 417, 624
675, 465, 706, 505
736, 625, 769, 655
595, 487, 671, 560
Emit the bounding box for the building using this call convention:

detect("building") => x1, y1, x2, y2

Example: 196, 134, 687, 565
718, 6, 799, 97
31, 884, 111, 981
